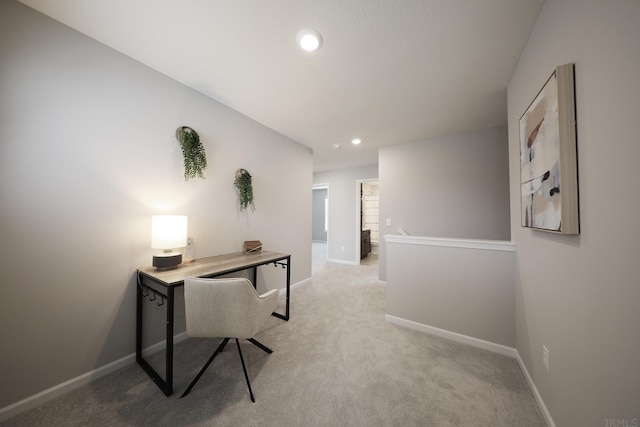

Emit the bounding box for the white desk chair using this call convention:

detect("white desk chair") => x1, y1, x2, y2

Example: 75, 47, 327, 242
181, 277, 279, 402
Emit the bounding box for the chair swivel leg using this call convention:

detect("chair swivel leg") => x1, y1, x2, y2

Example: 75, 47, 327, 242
247, 338, 273, 354
235, 338, 256, 402
181, 338, 230, 398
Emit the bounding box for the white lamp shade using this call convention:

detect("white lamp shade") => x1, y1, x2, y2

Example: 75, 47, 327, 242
151, 215, 188, 250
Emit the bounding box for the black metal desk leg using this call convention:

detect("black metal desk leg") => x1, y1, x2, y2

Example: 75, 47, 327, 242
136, 274, 171, 395
272, 256, 291, 321
136, 275, 143, 362
252, 266, 258, 289
285, 256, 290, 320
165, 287, 175, 396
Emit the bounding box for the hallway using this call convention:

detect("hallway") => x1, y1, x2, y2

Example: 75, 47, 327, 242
312, 241, 379, 275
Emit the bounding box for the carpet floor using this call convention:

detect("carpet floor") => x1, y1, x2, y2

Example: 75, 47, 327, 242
4, 249, 546, 426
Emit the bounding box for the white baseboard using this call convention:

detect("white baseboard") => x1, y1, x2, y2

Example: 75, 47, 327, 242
385, 314, 555, 427
1, 278, 311, 422
327, 258, 359, 265
0, 332, 190, 422
515, 352, 556, 427
288, 277, 312, 291
385, 314, 517, 357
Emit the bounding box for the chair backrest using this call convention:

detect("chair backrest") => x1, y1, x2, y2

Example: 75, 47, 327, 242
184, 277, 278, 339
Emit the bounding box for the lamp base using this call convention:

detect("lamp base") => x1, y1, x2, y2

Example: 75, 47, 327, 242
153, 252, 182, 270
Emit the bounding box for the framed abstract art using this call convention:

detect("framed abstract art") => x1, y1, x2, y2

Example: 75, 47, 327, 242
520, 63, 579, 234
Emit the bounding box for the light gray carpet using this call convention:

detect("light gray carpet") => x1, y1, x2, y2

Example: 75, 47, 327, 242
5, 249, 546, 426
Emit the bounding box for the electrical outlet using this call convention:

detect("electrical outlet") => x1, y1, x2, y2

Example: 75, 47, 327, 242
340, 246, 345, 252
386, 218, 392, 226
543, 345, 550, 372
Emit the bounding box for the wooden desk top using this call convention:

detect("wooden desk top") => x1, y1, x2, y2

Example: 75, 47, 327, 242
138, 251, 290, 287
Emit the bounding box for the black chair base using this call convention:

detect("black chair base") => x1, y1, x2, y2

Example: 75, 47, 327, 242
180, 337, 272, 402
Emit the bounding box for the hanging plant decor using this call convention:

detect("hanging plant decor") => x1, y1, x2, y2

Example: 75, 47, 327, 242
175, 126, 207, 180
234, 168, 255, 212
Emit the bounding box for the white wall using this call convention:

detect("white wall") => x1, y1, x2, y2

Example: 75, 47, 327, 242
386, 237, 516, 348
313, 165, 378, 263
508, 0, 640, 424
0, 1, 312, 409
379, 126, 511, 280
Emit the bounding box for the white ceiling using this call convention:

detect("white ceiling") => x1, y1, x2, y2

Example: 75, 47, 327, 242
19, 0, 544, 172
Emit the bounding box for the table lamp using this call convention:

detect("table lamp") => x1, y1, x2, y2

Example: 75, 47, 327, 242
151, 215, 187, 270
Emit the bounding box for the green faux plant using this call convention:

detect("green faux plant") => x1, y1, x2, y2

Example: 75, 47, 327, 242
175, 126, 207, 180
234, 168, 255, 212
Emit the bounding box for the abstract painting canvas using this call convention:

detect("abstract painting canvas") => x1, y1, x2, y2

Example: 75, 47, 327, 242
520, 63, 579, 234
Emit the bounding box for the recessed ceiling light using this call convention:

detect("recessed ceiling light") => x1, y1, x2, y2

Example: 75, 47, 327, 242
332, 143, 341, 149
297, 29, 322, 51
352, 138, 362, 145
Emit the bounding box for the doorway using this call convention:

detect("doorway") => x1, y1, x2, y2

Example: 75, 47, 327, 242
312, 184, 328, 269
357, 180, 379, 263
